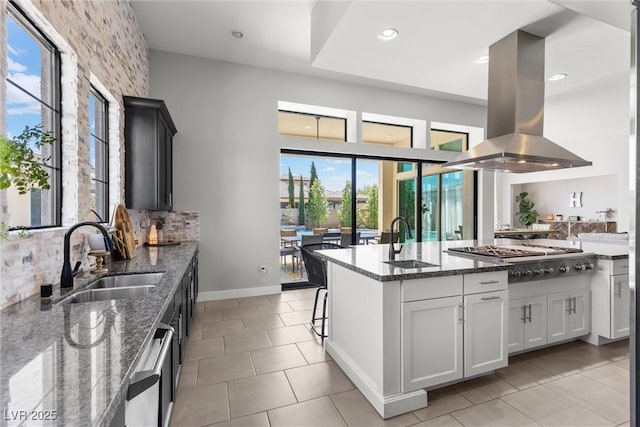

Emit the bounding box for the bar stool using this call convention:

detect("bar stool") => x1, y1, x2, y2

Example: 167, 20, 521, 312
301, 243, 342, 339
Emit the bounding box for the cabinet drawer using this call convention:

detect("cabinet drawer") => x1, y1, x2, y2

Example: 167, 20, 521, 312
464, 271, 508, 295
401, 275, 463, 302
612, 259, 629, 275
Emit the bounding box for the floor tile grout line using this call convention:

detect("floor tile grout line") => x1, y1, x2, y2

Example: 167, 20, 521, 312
326, 393, 350, 427
495, 396, 543, 427
540, 374, 629, 425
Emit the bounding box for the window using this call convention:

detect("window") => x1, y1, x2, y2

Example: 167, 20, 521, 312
362, 121, 412, 148
4, 3, 61, 228
89, 87, 109, 221
278, 111, 347, 141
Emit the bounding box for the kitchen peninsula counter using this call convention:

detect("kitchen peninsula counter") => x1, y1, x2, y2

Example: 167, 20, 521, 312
0, 242, 198, 427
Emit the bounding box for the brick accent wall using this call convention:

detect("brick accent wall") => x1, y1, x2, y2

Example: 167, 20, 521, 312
0, 0, 149, 309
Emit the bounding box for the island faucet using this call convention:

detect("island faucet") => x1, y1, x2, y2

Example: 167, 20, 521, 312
60, 221, 114, 288
388, 216, 413, 261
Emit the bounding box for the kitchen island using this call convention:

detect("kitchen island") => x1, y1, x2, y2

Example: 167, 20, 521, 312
317, 241, 512, 419
316, 238, 627, 419
0, 242, 198, 427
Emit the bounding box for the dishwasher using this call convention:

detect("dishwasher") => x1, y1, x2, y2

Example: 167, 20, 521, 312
125, 323, 174, 427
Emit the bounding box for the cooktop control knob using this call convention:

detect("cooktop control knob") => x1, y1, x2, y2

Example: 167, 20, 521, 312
511, 270, 521, 279
583, 262, 593, 270
544, 267, 554, 275
559, 264, 568, 273
523, 269, 532, 278
575, 263, 585, 272
534, 268, 542, 276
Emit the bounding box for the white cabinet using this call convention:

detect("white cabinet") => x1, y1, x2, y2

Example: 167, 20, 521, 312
548, 290, 590, 344
400, 271, 508, 392
402, 296, 463, 391
508, 296, 547, 354
464, 290, 508, 377
587, 258, 629, 345
611, 274, 630, 338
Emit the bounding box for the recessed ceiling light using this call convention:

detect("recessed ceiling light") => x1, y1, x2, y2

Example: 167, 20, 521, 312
378, 28, 399, 41
475, 55, 489, 64
230, 30, 244, 39
551, 163, 560, 167
304, 126, 311, 129
517, 160, 526, 164
549, 73, 567, 81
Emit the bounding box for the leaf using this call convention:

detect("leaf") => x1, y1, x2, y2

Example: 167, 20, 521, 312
0, 126, 55, 194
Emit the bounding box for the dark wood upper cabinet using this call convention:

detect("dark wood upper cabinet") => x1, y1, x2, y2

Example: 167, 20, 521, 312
123, 96, 178, 210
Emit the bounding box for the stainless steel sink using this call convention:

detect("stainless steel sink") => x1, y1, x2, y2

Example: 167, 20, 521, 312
86, 272, 164, 289
59, 285, 155, 304
383, 260, 439, 269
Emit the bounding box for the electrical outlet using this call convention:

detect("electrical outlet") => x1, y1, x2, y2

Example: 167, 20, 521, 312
258, 265, 267, 274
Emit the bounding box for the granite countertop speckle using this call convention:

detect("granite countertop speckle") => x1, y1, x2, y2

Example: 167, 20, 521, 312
316, 238, 629, 281
0, 242, 198, 427
316, 240, 510, 282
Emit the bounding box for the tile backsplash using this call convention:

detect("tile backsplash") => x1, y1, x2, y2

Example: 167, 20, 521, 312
0, 210, 199, 310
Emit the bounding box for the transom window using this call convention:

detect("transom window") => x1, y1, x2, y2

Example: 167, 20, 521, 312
4, 2, 61, 228
278, 110, 347, 141
89, 87, 109, 222
362, 121, 412, 148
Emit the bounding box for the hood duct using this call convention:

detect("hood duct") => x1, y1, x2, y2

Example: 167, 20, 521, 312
444, 30, 591, 173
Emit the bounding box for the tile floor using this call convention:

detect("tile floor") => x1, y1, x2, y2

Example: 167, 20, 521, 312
170, 288, 631, 427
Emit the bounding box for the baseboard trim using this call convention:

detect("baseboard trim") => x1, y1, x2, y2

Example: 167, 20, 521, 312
197, 285, 282, 302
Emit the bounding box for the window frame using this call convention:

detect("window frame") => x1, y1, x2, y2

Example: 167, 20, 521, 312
362, 120, 414, 149
89, 85, 110, 222
5, 1, 62, 229
278, 110, 348, 142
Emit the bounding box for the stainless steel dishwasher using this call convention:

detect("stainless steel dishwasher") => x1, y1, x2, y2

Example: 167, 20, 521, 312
125, 323, 174, 427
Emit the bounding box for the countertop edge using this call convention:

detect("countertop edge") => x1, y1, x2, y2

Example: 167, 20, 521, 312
98, 243, 198, 427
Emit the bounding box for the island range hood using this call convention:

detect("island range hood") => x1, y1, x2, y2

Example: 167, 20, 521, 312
444, 30, 592, 173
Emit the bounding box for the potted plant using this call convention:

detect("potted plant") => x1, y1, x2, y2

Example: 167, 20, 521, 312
515, 192, 538, 228
0, 126, 55, 241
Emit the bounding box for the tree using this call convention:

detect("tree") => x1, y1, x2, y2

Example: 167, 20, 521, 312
338, 180, 352, 227
365, 184, 378, 229
308, 180, 328, 228
298, 175, 305, 226
309, 161, 318, 190
287, 167, 295, 208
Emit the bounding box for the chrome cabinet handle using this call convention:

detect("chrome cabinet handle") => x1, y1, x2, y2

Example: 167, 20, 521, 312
566, 298, 573, 314
126, 323, 175, 401
459, 304, 464, 322
480, 280, 499, 285
521, 306, 527, 323
526, 304, 532, 322
481, 296, 500, 301
616, 282, 622, 298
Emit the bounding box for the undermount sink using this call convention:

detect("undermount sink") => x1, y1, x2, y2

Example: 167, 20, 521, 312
59, 285, 155, 304
86, 272, 165, 289
383, 260, 439, 269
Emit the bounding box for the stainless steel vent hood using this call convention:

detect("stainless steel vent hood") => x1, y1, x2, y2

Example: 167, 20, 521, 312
444, 30, 592, 173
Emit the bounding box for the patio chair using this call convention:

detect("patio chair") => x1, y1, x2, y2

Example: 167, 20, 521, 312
378, 231, 399, 244
301, 242, 343, 339
280, 229, 297, 267
339, 232, 361, 248
292, 234, 323, 271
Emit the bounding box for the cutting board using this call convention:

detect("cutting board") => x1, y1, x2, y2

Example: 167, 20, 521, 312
114, 204, 137, 259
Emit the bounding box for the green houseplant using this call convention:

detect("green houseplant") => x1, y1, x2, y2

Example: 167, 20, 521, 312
0, 126, 55, 241
515, 192, 538, 228
0, 126, 55, 194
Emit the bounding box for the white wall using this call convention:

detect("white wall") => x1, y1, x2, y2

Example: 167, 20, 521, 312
497, 70, 630, 231
149, 50, 487, 297
513, 175, 617, 225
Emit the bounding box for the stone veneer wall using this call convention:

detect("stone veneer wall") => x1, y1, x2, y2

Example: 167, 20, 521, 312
0, 0, 149, 309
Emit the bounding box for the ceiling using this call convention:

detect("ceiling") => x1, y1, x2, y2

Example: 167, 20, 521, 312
131, 0, 632, 104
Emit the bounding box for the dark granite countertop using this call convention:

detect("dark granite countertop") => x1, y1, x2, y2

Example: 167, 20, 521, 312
316, 238, 629, 282
316, 240, 510, 282
0, 242, 198, 427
